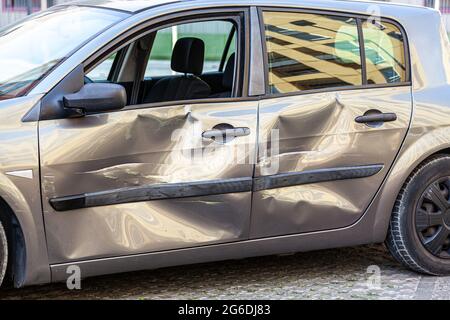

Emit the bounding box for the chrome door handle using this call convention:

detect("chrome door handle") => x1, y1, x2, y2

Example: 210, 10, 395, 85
202, 127, 251, 140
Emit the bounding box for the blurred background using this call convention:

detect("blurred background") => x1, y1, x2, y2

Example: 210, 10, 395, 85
0, 0, 448, 77
0, 0, 65, 26
2, 1, 449, 36
0, 1, 447, 25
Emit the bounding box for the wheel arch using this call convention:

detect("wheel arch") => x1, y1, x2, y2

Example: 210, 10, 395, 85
0, 173, 50, 287
0, 197, 27, 287
370, 129, 450, 243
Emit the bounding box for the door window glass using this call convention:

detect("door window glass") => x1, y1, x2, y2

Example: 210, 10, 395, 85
85, 17, 240, 106
263, 11, 362, 94
0, 6, 126, 100
86, 52, 117, 82
145, 20, 235, 78
362, 20, 406, 84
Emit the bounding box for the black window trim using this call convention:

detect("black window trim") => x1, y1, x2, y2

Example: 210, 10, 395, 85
357, 17, 368, 86
257, 6, 412, 100
219, 25, 237, 72
107, 46, 128, 82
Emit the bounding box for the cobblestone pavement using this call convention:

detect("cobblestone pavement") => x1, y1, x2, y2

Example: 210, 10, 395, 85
1, 244, 450, 300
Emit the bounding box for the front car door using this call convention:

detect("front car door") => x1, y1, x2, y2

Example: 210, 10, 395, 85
250, 8, 412, 237
38, 8, 258, 264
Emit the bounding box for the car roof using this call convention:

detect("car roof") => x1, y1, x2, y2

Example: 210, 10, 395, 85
63, 0, 182, 13
62, 0, 433, 14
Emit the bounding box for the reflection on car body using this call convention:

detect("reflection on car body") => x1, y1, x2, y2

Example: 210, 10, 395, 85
0, 0, 450, 288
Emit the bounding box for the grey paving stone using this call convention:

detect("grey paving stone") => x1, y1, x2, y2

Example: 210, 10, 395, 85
0, 244, 449, 300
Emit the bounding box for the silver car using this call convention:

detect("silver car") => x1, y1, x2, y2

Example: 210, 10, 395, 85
1, 0, 450, 288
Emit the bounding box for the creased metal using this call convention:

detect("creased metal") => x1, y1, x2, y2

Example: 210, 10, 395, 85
39, 100, 258, 263
6, 0, 450, 286
250, 86, 412, 238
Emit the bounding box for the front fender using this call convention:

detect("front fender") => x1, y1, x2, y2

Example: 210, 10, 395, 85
0, 95, 50, 287
0, 172, 50, 287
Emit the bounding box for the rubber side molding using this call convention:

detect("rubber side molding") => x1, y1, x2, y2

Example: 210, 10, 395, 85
253, 165, 383, 191
50, 164, 383, 212
50, 177, 253, 211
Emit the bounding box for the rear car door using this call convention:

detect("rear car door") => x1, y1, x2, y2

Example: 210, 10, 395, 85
250, 8, 413, 238
39, 8, 257, 264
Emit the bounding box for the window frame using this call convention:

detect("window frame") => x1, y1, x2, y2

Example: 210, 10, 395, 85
258, 6, 411, 99
219, 26, 237, 72
83, 7, 251, 111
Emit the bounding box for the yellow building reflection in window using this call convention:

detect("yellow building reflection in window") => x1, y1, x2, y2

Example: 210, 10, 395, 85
263, 12, 362, 94
363, 21, 406, 84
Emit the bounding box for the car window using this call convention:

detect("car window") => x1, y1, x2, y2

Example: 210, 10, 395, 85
87, 52, 117, 82
362, 21, 407, 84
145, 20, 235, 78
262, 11, 362, 94
0, 6, 127, 101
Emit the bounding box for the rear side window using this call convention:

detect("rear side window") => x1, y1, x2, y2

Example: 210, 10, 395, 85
263, 11, 362, 94
362, 21, 406, 84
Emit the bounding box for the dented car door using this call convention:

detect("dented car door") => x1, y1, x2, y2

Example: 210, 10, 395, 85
249, 10, 413, 238
39, 100, 258, 263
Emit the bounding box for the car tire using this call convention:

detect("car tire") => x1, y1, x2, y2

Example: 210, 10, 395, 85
0, 220, 7, 287
386, 154, 450, 275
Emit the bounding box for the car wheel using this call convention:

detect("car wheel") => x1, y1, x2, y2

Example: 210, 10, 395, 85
0, 220, 7, 287
386, 154, 450, 275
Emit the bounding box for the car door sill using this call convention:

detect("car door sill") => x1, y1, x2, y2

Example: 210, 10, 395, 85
49, 207, 377, 283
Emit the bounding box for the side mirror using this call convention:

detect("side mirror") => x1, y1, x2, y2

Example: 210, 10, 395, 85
63, 83, 127, 116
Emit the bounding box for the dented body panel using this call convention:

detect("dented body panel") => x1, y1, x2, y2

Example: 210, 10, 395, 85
1, 0, 450, 287
39, 101, 258, 263
251, 86, 412, 237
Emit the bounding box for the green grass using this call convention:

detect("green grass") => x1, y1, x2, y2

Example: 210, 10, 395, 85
150, 33, 229, 61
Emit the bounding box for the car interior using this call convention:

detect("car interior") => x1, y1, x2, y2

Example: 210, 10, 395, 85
85, 18, 239, 107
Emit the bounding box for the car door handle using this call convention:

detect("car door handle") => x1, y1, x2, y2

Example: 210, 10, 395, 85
355, 112, 397, 124
202, 127, 251, 140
